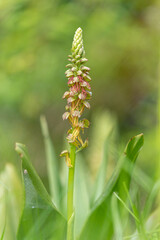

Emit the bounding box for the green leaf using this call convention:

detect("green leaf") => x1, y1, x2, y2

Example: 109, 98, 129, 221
0, 164, 23, 240
0, 224, 5, 240
74, 155, 90, 238
67, 212, 75, 240
15, 143, 66, 240
87, 110, 117, 202
91, 137, 109, 205
78, 134, 144, 240
117, 133, 144, 203
114, 192, 140, 223
15, 143, 53, 207
143, 180, 160, 220
40, 115, 61, 210
111, 194, 123, 240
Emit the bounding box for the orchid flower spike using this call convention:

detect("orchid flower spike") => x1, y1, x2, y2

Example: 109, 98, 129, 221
60, 27, 92, 166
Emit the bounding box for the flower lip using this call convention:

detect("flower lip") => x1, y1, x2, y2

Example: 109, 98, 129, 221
67, 97, 75, 103
63, 91, 70, 99
73, 77, 79, 83
78, 93, 86, 100
83, 101, 90, 109
72, 110, 81, 118
62, 112, 70, 120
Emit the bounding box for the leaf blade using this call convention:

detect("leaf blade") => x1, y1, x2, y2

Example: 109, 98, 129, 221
40, 115, 61, 210
15, 143, 66, 240
15, 143, 53, 207
78, 134, 144, 240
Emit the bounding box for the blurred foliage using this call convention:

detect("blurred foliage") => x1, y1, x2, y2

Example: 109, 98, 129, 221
0, 164, 23, 240
0, 0, 160, 179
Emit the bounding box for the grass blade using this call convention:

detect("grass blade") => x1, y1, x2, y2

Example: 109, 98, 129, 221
40, 115, 61, 210
111, 194, 123, 240
114, 192, 140, 223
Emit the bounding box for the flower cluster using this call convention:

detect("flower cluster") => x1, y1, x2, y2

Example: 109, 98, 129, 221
60, 27, 92, 167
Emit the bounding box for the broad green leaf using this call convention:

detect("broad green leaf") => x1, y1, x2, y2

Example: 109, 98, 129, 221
74, 155, 90, 238
15, 143, 53, 207
78, 134, 144, 240
0, 164, 23, 240
15, 143, 66, 240
117, 133, 144, 202
40, 115, 61, 210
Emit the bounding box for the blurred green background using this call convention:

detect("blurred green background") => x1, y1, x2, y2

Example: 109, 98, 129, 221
0, 0, 160, 181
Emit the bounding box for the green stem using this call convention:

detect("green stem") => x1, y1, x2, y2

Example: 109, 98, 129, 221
67, 144, 76, 240
157, 47, 160, 180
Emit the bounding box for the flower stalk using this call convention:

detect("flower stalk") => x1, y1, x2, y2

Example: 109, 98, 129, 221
67, 144, 76, 240
60, 27, 92, 240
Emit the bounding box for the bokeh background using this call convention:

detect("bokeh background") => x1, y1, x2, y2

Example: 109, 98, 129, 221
0, 0, 160, 183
